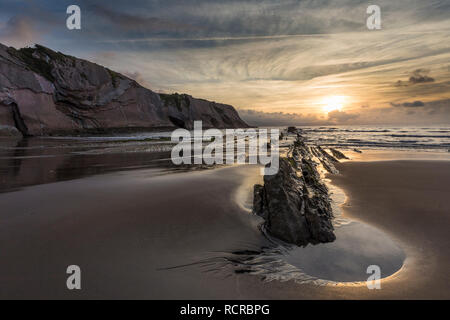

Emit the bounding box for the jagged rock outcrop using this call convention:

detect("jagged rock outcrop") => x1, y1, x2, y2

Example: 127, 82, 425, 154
330, 148, 349, 160
0, 43, 248, 136
0, 125, 22, 137
253, 132, 338, 246
253, 157, 336, 246
287, 126, 297, 134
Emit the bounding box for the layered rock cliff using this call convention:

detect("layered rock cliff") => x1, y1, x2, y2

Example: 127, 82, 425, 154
0, 43, 248, 136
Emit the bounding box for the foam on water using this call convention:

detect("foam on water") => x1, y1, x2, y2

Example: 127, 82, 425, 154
300, 125, 450, 151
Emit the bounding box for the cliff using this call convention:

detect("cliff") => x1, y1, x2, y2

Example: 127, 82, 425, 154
0, 43, 248, 136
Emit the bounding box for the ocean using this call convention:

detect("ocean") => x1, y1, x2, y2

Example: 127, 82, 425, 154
1, 125, 449, 192
296, 126, 450, 152
37, 125, 450, 152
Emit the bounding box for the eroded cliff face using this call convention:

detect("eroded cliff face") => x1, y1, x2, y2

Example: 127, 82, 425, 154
0, 43, 248, 136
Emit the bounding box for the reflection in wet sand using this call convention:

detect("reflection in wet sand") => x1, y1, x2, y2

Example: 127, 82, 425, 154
0, 137, 180, 193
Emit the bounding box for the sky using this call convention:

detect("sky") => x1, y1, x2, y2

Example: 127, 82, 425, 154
1, 0, 450, 126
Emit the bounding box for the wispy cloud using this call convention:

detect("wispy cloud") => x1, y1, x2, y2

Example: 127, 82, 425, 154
0, 16, 41, 47
1, 0, 449, 124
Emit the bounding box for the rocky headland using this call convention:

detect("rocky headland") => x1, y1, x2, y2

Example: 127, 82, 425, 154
0, 43, 248, 137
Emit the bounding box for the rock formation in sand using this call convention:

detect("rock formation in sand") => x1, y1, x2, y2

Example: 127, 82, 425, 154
253, 130, 346, 246
0, 44, 248, 136
330, 148, 349, 160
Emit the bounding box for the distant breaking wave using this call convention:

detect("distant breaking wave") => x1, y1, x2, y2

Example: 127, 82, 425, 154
295, 126, 450, 151
385, 134, 450, 138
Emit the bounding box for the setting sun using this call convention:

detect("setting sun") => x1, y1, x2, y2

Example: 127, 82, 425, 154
322, 96, 346, 113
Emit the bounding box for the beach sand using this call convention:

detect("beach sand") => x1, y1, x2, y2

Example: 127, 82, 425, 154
0, 159, 449, 299
327, 160, 450, 299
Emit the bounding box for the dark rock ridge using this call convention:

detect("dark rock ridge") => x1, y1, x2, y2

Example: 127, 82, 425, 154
253, 130, 347, 246
0, 43, 248, 136
330, 148, 349, 160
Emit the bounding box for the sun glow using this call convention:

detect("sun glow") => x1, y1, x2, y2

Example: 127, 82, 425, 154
322, 96, 346, 113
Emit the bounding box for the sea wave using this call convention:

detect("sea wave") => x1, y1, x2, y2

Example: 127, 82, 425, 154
298, 126, 450, 151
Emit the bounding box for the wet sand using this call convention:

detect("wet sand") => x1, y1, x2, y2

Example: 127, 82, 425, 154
0, 165, 270, 299
326, 160, 450, 299
227, 160, 450, 299
0, 159, 449, 299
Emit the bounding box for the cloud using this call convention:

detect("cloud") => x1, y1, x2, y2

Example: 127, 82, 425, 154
396, 69, 435, 86
409, 69, 435, 84
90, 5, 199, 36
423, 98, 450, 115
327, 110, 359, 123
0, 16, 41, 47
391, 98, 450, 111
238, 109, 323, 126
403, 101, 425, 107
121, 70, 152, 89
391, 101, 425, 108
380, 98, 449, 123
339, 102, 449, 125
80, 0, 450, 41
238, 108, 363, 126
